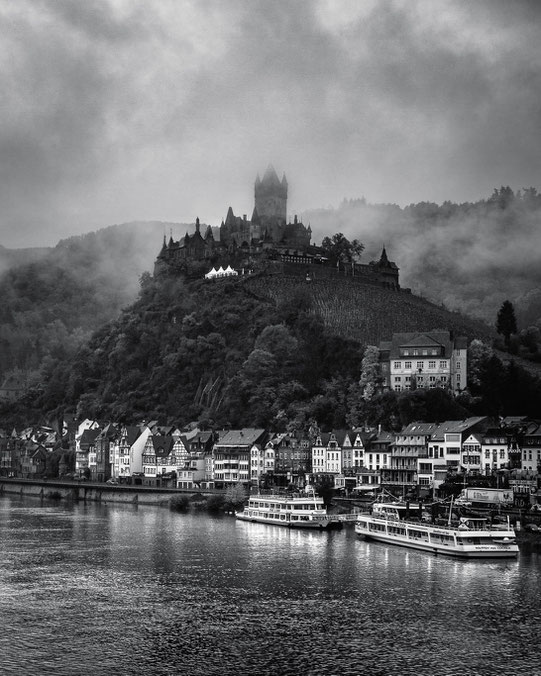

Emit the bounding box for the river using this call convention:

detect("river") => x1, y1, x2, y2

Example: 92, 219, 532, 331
1, 495, 540, 676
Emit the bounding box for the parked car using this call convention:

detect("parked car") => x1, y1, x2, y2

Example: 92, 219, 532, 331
106, 478, 118, 485
524, 523, 540, 532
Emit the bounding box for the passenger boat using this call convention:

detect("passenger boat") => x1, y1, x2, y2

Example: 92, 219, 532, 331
355, 501, 519, 558
236, 492, 337, 529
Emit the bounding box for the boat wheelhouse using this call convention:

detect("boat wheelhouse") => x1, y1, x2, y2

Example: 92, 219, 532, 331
236, 492, 336, 529
355, 502, 519, 558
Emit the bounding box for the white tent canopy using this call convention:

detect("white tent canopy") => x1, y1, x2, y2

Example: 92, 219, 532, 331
205, 265, 238, 279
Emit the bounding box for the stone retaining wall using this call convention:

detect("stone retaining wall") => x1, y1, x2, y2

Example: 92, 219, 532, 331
0, 479, 217, 506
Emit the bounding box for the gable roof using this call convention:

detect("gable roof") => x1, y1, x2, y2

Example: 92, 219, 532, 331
379, 330, 466, 359
400, 334, 445, 348
122, 426, 142, 447
215, 428, 267, 448
151, 435, 175, 457
80, 428, 101, 448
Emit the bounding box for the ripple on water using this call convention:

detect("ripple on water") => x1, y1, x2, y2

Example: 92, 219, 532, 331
1, 498, 540, 676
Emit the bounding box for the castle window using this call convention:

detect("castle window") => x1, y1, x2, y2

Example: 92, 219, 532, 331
393, 361, 401, 369
428, 361, 436, 368
405, 361, 412, 369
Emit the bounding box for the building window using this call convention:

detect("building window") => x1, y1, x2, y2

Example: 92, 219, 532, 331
428, 361, 436, 369
456, 361, 461, 369
394, 361, 401, 369
394, 376, 401, 382
439, 361, 447, 368
405, 361, 412, 369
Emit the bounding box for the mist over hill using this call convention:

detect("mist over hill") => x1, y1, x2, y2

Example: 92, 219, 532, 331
0, 244, 51, 275
0, 221, 183, 378
303, 187, 541, 328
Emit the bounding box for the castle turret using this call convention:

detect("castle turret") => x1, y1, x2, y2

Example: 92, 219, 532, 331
254, 164, 287, 242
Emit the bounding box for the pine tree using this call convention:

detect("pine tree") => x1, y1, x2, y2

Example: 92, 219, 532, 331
496, 300, 517, 348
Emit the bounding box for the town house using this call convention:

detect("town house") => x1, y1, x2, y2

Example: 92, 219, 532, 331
311, 432, 342, 477
384, 422, 439, 494
379, 330, 467, 394
427, 417, 487, 491
213, 428, 267, 487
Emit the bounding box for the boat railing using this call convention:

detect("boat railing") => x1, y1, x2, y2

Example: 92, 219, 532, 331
364, 513, 515, 534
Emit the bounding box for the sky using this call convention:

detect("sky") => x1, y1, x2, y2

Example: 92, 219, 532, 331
1, 0, 540, 248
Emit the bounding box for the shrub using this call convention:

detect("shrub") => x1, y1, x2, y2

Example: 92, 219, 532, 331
169, 495, 190, 512
206, 494, 225, 513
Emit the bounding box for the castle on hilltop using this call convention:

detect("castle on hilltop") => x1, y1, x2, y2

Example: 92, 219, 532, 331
155, 166, 399, 289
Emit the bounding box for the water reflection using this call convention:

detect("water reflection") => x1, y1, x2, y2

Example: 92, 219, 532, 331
1, 495, 541, 676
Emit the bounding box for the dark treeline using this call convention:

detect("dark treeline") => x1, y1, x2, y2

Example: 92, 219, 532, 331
2, 272, 541, 433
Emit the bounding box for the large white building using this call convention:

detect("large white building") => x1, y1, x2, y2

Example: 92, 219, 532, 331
379, 331, 468, 394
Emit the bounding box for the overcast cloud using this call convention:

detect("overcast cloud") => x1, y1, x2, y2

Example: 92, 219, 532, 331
0, 0, 540, 248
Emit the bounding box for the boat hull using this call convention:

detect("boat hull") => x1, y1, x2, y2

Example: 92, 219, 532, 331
236, 512, 335, 529
355, 516, 519, 559
356, 529, 518, 558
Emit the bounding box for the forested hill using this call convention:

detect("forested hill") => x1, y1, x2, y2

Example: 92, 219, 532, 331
0, 244, 51, 274
9, 269, 521, 434
0, 221, 182, 377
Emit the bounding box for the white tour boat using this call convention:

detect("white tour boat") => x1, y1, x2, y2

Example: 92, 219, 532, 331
236, 492, 337, 529
355, 501, 519, 558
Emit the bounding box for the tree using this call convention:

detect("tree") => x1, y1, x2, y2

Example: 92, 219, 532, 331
224, 483, 248, 510
321, 233, 364, 266
467, 339, 493, 390
496, 300, 517, 348
358, 345, 381, 401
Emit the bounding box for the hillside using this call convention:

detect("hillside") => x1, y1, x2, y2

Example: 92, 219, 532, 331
0, 244, 51, 274
243, 273, 492, 346
304, 187, 541, 328
6, 268, 536, 433
0, 221, 184, 378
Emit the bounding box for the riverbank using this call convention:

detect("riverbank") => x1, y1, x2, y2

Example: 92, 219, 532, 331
0, 477, 220, 507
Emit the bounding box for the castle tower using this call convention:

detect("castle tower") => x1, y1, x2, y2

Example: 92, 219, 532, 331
254, 165, 287, 242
